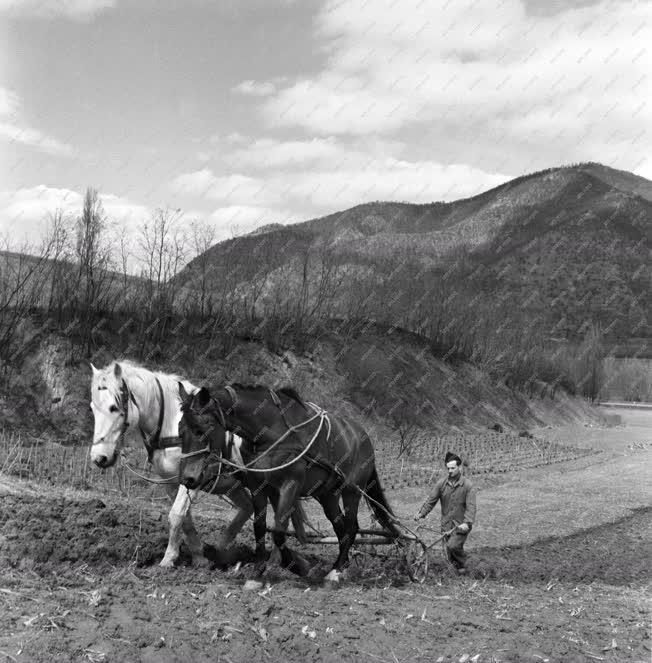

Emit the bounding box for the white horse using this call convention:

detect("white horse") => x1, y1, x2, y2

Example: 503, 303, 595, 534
89, 360, 255, 568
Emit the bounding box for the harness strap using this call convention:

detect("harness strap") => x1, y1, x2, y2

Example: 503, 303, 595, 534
158, 436, 181, 449
143, 377, 171, 461
269, 389, 281, 407
219, 407, 330, 474
224, 384, 238, 410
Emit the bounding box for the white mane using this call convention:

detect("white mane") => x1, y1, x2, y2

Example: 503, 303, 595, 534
92, 359, 197, 438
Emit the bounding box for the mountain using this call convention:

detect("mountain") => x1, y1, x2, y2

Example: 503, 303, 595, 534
177, 163, 651, 349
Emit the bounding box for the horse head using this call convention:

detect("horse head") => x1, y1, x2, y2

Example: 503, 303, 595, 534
89, 362, 139, 468
178, 383, 227, 490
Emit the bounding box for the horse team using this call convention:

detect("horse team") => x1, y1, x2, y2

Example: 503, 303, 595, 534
89, 360, 399, 582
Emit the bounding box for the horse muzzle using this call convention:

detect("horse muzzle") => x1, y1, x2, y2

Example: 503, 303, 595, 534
180, 472, 203, 490
93, 452, 118, 469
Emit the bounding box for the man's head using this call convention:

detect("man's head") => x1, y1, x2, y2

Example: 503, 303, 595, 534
445, 451, 462, 480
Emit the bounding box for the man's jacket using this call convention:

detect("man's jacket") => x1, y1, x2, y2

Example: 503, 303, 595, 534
417, 475, 477, 532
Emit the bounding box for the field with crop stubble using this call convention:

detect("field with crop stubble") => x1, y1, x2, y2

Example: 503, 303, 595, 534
0, 408, 650, 662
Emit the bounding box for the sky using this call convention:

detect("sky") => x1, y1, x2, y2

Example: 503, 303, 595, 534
1, 0, 650, 261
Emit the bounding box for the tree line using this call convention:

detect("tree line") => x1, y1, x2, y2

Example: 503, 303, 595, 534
0, 187, 606, 402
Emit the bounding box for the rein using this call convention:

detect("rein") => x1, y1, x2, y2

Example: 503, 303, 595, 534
180, 389, 332, 475
119, 451, 180, 485
220, 403, 330, 473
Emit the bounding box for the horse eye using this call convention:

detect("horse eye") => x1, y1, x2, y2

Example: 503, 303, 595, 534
109, 405, 119, 413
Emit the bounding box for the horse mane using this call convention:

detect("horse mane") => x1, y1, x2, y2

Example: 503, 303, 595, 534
230, 383, 309, 410
277, 386, 307, 407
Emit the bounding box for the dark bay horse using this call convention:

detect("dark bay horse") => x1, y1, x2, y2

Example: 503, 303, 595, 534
178, 383, 400, 582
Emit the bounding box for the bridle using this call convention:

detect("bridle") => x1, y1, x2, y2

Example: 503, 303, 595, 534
91, 380, 139, 452
178, 388, 230, 460
92, 376, 182, 484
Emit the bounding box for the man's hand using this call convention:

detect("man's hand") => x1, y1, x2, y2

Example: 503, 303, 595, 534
456, 523, 469, 534
413, 513, 422, 522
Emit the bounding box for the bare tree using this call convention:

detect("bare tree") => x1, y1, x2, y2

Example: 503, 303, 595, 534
137, 208, 189, 350
188, 219, 217, 321
75, 188, 115, 356
0, 232, 58, 381
44, 209, 75, 322
576, 321, 604, 402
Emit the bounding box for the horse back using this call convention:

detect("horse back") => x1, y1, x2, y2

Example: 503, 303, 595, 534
313, 412, 376, 479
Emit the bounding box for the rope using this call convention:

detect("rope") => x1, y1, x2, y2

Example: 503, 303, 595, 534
187, 455, 225, 506
119, 451, 179, 485
218, 405, 330, 474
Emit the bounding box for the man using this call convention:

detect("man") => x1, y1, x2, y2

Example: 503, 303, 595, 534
414, 451, 477, 574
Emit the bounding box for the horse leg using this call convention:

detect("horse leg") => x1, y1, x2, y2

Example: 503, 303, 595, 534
250, 482, 269, 574
325, 488, 361, 583
318, 492, 347, 542
181, 510, 210, 568
266, 492, 283, 567
214, 478, 254, 550
269, 479, 310, 576
160, 484, 207, 568
290, 500, 308, 545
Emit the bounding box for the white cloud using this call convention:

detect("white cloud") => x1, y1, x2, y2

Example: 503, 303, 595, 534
0, 185, 82, 229
232, 80, 278, 97
0, 87, 19, 116
0, 0, 115, 21
226, 137, 344, 169
0, 87, 76, 156
98, 193, 149, 229
0, 121, 75, 156
171, 170, 284, 207
170, 169, 218, 197
270, 159, 510, 210
0, 185, 149, 247
260, 0, 651, 174
171, 156, 509, 221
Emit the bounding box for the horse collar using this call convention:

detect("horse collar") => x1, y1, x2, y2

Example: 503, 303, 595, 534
143, 377, 167, 459
225, 385, 237, 407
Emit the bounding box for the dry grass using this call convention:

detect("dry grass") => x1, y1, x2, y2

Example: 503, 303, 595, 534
0, 430, 151, 498
0, 429, 594, 499
374, 431, 596, 490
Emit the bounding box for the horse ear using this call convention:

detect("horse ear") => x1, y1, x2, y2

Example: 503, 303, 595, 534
90, 363, 98, 375
178, 381, 189, 402
197, 386, 211, 408
113, 363, 122, 379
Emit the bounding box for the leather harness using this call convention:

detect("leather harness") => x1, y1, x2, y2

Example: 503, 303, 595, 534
120, 377, 180, 462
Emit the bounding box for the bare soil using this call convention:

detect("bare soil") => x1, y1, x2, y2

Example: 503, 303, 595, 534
0, 413, 650, 662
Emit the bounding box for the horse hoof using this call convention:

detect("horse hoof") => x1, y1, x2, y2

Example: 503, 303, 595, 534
268, 547, 282, 567
324, 569, 342, 584
243, 579, 264, 591
290, 553, 311, 578
159, 558, 176, 569
192, 556, 210, 569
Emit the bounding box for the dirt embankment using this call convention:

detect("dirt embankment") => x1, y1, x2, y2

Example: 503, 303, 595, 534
2, 329, 603, 446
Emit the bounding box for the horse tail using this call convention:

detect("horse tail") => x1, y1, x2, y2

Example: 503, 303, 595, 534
290, 499, 309, 545
364, 466, 401, 538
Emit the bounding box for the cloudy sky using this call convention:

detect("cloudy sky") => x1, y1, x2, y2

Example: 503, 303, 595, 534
1, 0, 650, 256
